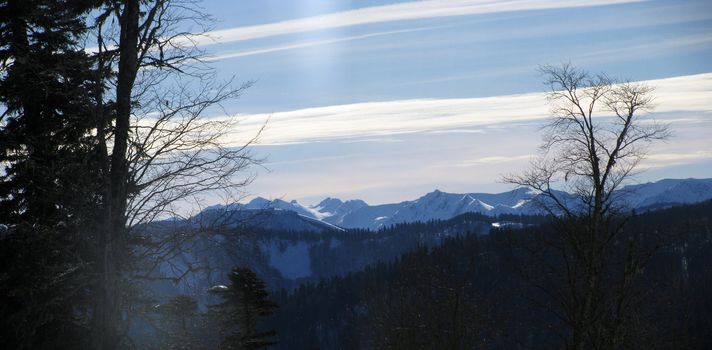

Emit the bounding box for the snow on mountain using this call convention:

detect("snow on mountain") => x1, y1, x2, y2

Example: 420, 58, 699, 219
314, 197, 344, 214
339, 188, 540, 230
243, 197, 325, 219
264, 240, 312, 280
315, 198, 368, 226
340, 179, 711, 230
204, 178, 712, 231
194, 206, 343, 233
619, 178, 712, 209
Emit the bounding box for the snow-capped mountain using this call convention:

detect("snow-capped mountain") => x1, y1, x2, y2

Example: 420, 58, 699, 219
193, 205, 343, 233
207, 178, 712, 231
226, 186, 567, 230
313, 197, 368, 224
332, 188, 539, 230
619, 178, 712, 210
241, 197, 324, 219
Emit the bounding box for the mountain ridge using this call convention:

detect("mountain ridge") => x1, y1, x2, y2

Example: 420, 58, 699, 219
209, 178, 712, 231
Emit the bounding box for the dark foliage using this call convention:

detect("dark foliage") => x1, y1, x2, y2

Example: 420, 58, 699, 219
0, 1, 102, 348
152, 294, 208, 350
211, 267, 278, 350
265, 201, 712, 349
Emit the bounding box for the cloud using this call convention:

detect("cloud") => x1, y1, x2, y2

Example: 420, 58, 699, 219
575, 33, 712, 65
454, 155, 533, 167
230, 95, 548, 146
224, 72, 712, 145
642, 151, 712, 168
196, 0, 644, 47
206, 26, 439, 61
427, 129, 486, 135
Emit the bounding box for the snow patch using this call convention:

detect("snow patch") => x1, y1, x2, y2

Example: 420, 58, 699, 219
512, 199, 529, 208
266, 241, 311, 280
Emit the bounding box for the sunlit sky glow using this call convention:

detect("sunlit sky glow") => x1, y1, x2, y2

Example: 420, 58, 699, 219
192, 0, 712, 205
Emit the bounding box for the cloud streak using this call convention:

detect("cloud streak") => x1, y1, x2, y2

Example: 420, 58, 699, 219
206, 26, 440, 61
642, 151, 712, 169
198, 0, 645, 47
227, 72, 712, 145
454, 155, 533, 167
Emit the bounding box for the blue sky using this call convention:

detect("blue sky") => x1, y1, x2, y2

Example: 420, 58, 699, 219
189, 0, 712, 205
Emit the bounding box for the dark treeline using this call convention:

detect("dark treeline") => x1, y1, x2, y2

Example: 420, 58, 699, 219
265, 201, 712, 349
237, 211, 507, 242
136, 211, 498, 300
165, 211, 518, 293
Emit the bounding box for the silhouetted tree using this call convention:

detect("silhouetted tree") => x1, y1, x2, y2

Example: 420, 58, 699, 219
505, 63, 670, 349
154, 294, 204, 350
0, 0, 101, 348
88, 1, 259, 347
210, 267, 278, 350
1, 1, 259, 348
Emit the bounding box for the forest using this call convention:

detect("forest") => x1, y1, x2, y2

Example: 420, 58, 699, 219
266, 200, 712, 349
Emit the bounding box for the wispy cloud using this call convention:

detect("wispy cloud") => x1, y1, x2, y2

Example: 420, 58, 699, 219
201, 1, 712, 63
642, 151, 712, 168
197, 0, 644, 47
231, 95, 549, 145
225, 72, 712, 145
206, 26, 439, 61
454, 155, 533, 167
575, 32, 712, 65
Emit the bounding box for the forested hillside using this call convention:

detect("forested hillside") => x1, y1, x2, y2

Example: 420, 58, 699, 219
265, 201, 712, 349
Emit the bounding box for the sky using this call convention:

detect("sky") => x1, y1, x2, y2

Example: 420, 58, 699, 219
187, 0, 712, 205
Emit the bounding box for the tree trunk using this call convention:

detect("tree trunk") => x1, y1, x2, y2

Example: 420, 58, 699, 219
92, 1, 140, 349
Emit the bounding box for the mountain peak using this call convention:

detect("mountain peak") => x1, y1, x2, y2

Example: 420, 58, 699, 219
247, 196, 271, 207
422, 189, 446, 199
221, 178, 712, 231
317, 197, 344, 208
344, 199, 367, 206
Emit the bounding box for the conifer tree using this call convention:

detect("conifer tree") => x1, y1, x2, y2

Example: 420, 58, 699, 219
0, 0, 101, 347
210, 267, 278, 350
1, 1, 258, 347
155, 295, 204, 350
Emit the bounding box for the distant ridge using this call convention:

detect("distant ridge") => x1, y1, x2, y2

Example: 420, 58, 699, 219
205, 178, 712, 231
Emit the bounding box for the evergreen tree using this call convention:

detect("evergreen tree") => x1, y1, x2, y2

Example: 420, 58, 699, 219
1, 1, 258, 348
0, 1, 101, 348
211, 267, 278, 350
155, 295, 204, 350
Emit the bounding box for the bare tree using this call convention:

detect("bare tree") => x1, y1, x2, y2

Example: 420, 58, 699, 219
506, 63, 669, 349
89, 1, 261, 348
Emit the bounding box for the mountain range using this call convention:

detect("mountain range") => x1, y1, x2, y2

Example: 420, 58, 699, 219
206, 178, 712, 231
